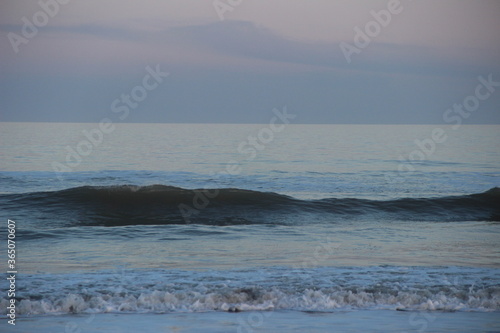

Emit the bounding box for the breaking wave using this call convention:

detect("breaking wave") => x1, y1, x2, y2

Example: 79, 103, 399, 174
2, 266, 499, 315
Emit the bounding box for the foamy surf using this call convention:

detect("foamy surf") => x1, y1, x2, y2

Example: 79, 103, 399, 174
2, 266, 498, 316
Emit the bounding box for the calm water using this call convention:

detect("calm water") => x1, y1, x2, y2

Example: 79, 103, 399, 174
0, 123, 499, 331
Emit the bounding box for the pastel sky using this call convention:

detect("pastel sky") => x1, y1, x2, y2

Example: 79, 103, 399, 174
0, 0, 499, 123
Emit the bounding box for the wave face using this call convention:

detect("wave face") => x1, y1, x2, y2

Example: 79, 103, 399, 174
1, 186, 499, 227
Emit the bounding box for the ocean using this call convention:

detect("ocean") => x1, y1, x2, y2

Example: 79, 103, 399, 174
0, 122, 499, 332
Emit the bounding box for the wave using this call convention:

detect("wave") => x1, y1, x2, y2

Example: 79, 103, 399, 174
1, 185, 499, 226
4, 286, 498, 315
2, 266, 499, 315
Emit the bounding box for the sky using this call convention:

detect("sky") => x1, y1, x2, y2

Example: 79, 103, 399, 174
0, 0, 499, 124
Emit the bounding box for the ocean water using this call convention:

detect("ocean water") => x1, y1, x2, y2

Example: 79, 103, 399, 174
0, 122, 499, 332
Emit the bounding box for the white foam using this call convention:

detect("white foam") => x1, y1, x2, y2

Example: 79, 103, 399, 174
3, 285, 499, 316
2, 266, 499, 315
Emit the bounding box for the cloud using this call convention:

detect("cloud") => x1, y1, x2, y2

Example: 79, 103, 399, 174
0, 1, 499, 124
2, 19, 497, 79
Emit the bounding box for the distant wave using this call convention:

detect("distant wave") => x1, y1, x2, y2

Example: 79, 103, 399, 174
1, 185, 499, 227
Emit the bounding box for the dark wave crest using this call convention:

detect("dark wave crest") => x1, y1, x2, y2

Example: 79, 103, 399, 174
1, 185, 499, 227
